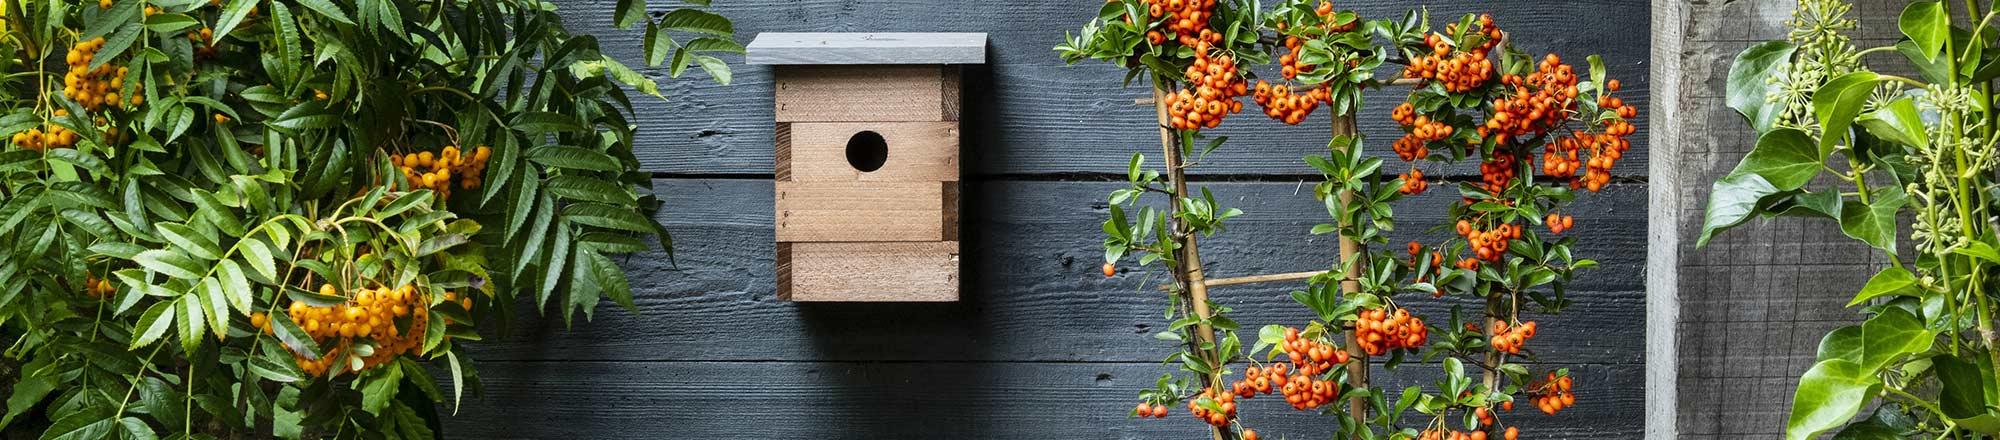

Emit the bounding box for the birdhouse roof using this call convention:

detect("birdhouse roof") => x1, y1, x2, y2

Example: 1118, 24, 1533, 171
747, 33, 988, 65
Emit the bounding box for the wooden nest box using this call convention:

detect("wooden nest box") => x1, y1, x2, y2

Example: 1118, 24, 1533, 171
748, 32, 988, 302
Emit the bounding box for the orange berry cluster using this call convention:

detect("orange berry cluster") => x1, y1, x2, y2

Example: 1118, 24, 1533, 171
1355, 307, 1427, 356
1420, 428, 1508, 440
1543, 212, 1576, 234
82, 274, 114, 300
1280, 327, 1347, 376
1455, 220, 1520, 266
1186, 387, 1239, 427
1139, 0, 1219, 47
1252, 78, 1328, 125
1133, 401, 1171, 418
1390, 102, 1451, 161
1407, 241, 1444, 284
1481, 54, 1577, 146
258, 284, 433, 377
189, 27, 217, 59
392, 145, 492, 200
63, 38, 135, 112
1165, 49, 1248, 131
1398, 168, 1428, 195
1531, 373, 1577, 415
1403, 16, 1501, 94
1488, 320, 1537, 354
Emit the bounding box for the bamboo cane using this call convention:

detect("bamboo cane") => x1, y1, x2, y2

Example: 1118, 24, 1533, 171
1153, 86, 1231, 440
1330, 114, 1369, 437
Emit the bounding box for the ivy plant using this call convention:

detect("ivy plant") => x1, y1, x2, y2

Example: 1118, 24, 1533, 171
1701, 0, 2000, 438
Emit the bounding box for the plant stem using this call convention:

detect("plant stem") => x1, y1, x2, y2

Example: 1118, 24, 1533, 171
1153, 86, 1230, 440
1331, 114, 1369, 437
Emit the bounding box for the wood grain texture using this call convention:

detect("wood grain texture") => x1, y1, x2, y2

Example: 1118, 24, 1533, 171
778, 241, 960, 301
777, 121, 960, 182
747, 32, 989, 65
442, 361, 1644, 439
1666, 1, 1905, 438
469, 179, 1646, 365
775, 181, 947, 242
775, 66, 956, 122
545, 0, 1651, 177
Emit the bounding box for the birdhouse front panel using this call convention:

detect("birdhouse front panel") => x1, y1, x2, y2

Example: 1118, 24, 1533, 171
772, 66, 960, 123
749, 32, 986, 302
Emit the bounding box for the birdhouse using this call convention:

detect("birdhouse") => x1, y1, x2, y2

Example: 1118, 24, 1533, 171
748, 32, 987, 302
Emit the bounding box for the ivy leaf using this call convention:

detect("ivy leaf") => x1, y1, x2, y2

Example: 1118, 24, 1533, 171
1728, 128, 1821, 191
1857, 98, 1929, 149
1838, 187, 1906, 253
1813, 72, 1883, 157
1786, 359, 1880, 440
1726, 41, 1796, 133
1698, 173, 1781, 247
1847, 267, 1917, 306
1900, 1, 1948, 62
1858, 307, 1931, 372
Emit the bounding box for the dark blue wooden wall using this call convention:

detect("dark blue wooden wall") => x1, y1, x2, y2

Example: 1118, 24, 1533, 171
442, 0, 1652, 438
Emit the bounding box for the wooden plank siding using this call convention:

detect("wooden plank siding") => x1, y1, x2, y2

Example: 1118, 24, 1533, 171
1660, 0, 1905, 438
444, 0, 1653, 437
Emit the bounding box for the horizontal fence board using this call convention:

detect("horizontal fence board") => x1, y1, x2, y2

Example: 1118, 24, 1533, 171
466, 179, 1647, 364
547, 0, 1652, 178
441, 361, 1643, 439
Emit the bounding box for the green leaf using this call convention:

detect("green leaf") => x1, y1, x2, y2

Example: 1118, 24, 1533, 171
1858, 308, 1931, 372
563, 203, 658, 232
1815, 325, 1862, 364
657, 8, 733, 36
360, 362, 404, 416
526, 145, 623, 171
585, 250, 636, 313
1839, 187, 1906, 253
1857, 98, 1929, 149
1726, 41, 1797, 133
1728, 128, 1822, 191
1786, 359, 1881, 440
212, 0, 259, 43
375, 190, 434, 220
545, 175, 638, 205
1847, 267, 1918, 306
197, 277, 230, 338
694, 55, 732, 85
295, 0, 355, 25
134, 249, 205, 279
1935, 353, 2000, 422
238, 238, 279, 281
90, 23, 143, 72
1813, 72, 1883, 157
511, 112, 587, 133
613, 0, 647, 29
177, 294, 205, 353
157, 222, 223, 261
267, 311, 319, 360
1900, 1, 1948, 62
215, 259, 253, 314
0, 375, 54, 430
39, 408, 118, 440
1698, 173, 1781, 247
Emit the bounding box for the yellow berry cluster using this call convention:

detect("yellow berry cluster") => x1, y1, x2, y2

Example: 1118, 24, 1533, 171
190, 27, 216, 59
12, 114, 78, 151
391, 145, 491, 200
64, 38, 135, 112
82, 274, 114, 299
251, 284, 435, 377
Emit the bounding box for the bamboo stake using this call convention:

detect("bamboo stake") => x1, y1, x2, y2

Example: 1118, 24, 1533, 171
1154, 86, 1231, 440
1155, 270, 1329, 291
1330, 114, 1369, 437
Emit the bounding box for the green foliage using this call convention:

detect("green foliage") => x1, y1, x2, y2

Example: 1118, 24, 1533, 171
1702, 0, 2000, 437
0, 0, 732, 437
